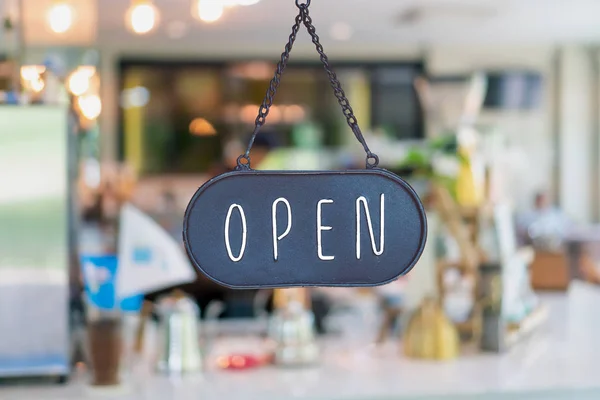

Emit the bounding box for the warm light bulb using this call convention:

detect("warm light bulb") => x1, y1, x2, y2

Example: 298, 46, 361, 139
31, 78, 45, 93
67, 67, 95, 96
193, 0, 224, 23
20, 65, 45, 82
236, 0, 260, 5
78, 95, 102, 120
68, 74, 89, 96
126, 1, 159, 34
47, 2, 74, 34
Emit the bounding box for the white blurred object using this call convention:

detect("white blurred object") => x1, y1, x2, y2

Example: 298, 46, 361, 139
77, 94, 102, 120
156, 293, 202, 374
442, 269, 475, 323
330, 22, 353, 41
67, 66, 95, 96
122, 313, 158, 371
444, 293, 473, 323
116, 204, 196, 298
460, 72, 488, 126
83, 158, 101, 189
493, 204, 538, 322
192, 0, 224, 23
443, 230, 462, 264
414, 72, 486, 139
126, 0, 159, 34
402, 212, 439, 311
47, 1, 74, 34
269, 300, 319, 366
121, 86, 151, 109
432, 154, 460, 178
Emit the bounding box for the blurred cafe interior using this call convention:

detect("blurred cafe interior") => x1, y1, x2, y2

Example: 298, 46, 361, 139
2, 0, 600, 399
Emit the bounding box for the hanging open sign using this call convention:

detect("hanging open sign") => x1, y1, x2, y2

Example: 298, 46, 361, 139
183, 170, 426, 289
183, 0, 427, 288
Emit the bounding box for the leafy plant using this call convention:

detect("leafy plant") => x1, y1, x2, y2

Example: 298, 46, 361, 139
3, 17, 13, 32
398, 133, 459, 173
397, 133, 462, 198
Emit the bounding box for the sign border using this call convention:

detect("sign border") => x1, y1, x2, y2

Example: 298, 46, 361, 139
183, 169, 428, 289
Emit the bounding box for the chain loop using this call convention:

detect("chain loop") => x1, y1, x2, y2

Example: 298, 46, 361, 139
239, 1, 379, 170
236, 154, 251, 170
295, 0, 310, 7
366, 153, 379, 169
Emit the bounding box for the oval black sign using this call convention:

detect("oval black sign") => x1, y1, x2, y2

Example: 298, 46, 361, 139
183, 169, 427, 289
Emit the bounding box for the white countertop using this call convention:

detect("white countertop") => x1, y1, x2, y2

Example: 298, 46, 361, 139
3, 283, 600, 400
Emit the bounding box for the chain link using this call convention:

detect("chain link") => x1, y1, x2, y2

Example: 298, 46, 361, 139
238, 1, 379, 170
300, 7, 377, 166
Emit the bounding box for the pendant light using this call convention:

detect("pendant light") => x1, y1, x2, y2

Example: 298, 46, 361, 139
47, 0, 75, 34
67, 66, 96, 96
126, 0, 160, 35
191, 0, 224, 23
78, 94, 102, 121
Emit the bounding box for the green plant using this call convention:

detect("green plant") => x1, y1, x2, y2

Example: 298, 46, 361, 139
397, 133, 462, 198
3, 17, 13, 32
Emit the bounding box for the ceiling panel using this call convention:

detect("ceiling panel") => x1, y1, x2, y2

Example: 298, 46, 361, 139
21, 0, 97, 46
2, 0, 600, 55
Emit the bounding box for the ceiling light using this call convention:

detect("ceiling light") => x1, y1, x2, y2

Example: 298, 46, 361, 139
30, 78, 45, 93
126, 0, 159, 35
20, 65, 46, 82
330, 22, 353, 41
47, 1, 75, 34
192, 0, 224, 23
78, 95, 102, 120
67, 66, 96, 96
20, 66, 47, 94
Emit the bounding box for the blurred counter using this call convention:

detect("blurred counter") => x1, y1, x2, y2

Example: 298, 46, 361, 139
3, 286, 600, 400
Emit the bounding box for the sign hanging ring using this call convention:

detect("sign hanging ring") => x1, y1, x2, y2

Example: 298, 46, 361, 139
295, 0, 311, 8
366, 153, 380, 169
237, 154, 251, 169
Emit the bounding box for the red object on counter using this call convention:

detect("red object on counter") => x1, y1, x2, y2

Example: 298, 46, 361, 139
216, 354, 272, 370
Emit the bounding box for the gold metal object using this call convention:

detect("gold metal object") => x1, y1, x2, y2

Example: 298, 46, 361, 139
403, 298, 460, 360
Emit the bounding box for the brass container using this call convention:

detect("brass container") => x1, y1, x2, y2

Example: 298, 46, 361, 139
403, 298, 460, 360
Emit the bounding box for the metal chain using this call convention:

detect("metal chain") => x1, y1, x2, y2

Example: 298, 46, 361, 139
300, 6, 379, 169
237, 10, 303, 169
238, 0, 379, 170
